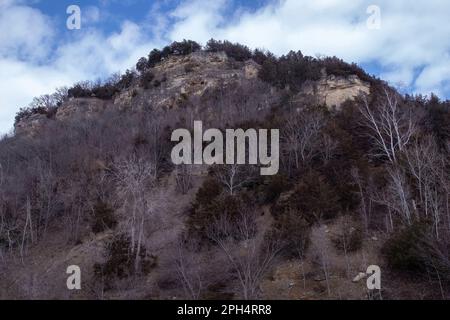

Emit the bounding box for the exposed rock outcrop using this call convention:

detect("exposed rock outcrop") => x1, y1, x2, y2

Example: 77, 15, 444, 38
300, 74, 370, 109
55, 97, 112, 121
14, 51, 370, 136
14, 113, 48, 136
119, 51, 260, 111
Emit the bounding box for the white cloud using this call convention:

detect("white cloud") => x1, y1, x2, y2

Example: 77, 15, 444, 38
415, 55, 450, 97
54, 21, 156, 77
0, 0, 54, 60
0, 57, 76, 133
167, 0, 450, 98
169, 0, 227, 42
0, 1, 161, 134
83, 6, 101, 25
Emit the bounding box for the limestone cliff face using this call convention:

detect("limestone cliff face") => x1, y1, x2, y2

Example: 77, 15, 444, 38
14, 113, 48, 136
15, 98, 112, 136
15, 52, 253, 135
112, 51, 260, 112
55, 98, 112, 121
300, 74, 370, 108
14, 51, 369, 135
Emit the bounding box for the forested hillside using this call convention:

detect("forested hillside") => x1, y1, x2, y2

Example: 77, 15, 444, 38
1, 40, 449, 299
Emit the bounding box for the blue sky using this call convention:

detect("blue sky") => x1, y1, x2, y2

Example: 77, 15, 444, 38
1, 0, 449, 133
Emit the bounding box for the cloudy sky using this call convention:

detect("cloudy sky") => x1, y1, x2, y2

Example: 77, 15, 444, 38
0, 0, 449, 133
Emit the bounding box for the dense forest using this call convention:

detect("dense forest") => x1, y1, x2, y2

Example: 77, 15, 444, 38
1, 40, 450, 299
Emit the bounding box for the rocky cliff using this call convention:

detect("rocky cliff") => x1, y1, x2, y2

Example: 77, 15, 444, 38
300, 74, 370, 109
15, 51, 370, 135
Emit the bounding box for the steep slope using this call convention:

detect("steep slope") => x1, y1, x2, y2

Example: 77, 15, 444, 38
2, 41, 449, 300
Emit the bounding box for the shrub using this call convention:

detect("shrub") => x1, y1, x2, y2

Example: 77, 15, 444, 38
252, 48, 271, 65
136, 57, 149, 73
382, 222, 430, 273
260, 174, 291, 204
205, 39, 252, 62
258, 57, 278, 85
91, 83, 119, 100
161, 45, 172, 58
46, 106, 58, 119
139, 71, 155, 89
423, 95, 450, 150
0, 216, 20, 250
188, 193, 240, 237
15, 90, 69, 124
258, 50, 321, 91
382, 221, 450, 282
193, 178, 223, 209
267, 210, 310, 259
257, 51, 374, 92
319, 56, 372, 83
68, 80, 120, 100
148, 49, 163, 68
142, 40, 201, 70
331, 223, 363, 253
68, 84, 92, 98
273, 170, 341, 223
15, 106, 47, 124
91, 201, 117, 234
93, 235, 157, 287
117, 70, 136, 90
170, 40, 201, 56
320, 157, 361, 212
188, 180, 259, 241
202, 282, 234, 300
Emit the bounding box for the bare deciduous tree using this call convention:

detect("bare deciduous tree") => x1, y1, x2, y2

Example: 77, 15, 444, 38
387, 166, 414, 225
282, 108, 324, 171
213, 164, 254, 196
320, 133, 338, 165
404, 136, 449, 238
359, 90, 417, 164
174, 238, 204, 299
207, 209, 281, 299
174, 165, 193, 195
113, 156, 159, 272
351, 167, 372, 234
310, 224, 333, 297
